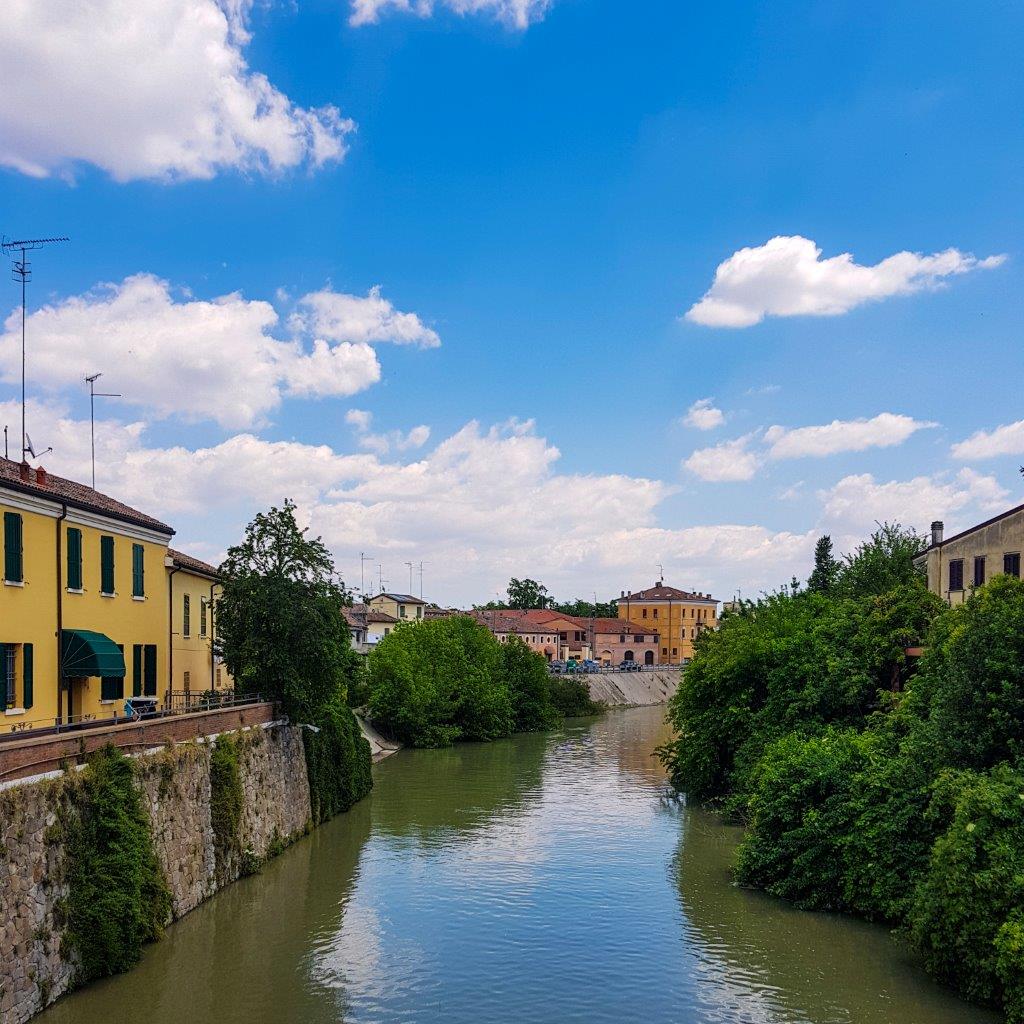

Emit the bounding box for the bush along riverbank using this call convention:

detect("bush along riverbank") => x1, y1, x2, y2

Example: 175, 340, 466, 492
659, 526, 1024, 1021
366, 616, 603, 748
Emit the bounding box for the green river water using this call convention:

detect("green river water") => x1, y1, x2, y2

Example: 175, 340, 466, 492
39, 706, 992, 1024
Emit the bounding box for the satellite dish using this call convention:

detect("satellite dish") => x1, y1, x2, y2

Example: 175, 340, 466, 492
24, 433, 52, 460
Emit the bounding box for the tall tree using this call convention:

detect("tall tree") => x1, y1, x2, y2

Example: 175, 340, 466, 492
216, 501, 358, 721
506, 577, 552, 609
807, 535, 840, 594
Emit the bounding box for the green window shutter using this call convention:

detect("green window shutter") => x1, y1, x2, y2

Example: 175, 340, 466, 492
132, 645, 143, 697
4, 512, 23, 583
22, 644, 32, 710
67, 528, 83, 590
102, 645, 124, 701
183, 595, 190, 637
143, 645, 157, 697
132, 544, 145, 597
100, 535, 115, 594
200, 598, 207, 637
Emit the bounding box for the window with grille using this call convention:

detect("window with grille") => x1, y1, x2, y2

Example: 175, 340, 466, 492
1005, 553, 1021, 578
183, 594, 191, 637
3, 645, 16, 707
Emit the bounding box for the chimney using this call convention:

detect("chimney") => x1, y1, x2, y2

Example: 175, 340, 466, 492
620, 590, 625, 599
35, 466, 47, 487
931, 520, 944, 547
19, 461, 29, 482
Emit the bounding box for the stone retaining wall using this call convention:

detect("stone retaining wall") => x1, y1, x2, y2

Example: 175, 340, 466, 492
0, 722, 311, 1024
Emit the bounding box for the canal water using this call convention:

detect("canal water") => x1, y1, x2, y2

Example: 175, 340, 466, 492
40, 706, 992, 1024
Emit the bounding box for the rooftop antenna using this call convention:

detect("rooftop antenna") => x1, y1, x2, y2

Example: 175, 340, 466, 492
84, 372, 120, 489
405, 560, 414, 593
417, 561, 426, 600
24, 433, 52, 460
359, 552, 372, 600
377, 564, 386, 595
656, 563, 664, 584
1, 235, 69, 461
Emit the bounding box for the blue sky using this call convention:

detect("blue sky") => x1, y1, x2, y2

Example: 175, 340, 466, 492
0, 0, 1021, 604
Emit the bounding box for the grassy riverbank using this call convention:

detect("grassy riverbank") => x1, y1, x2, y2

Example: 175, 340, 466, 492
659, 526, 1024, 1022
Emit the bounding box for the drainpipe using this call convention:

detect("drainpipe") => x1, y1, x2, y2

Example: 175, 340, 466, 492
209, 581, 216, 692
167, 561, 180, 703
55, 503, 67, 723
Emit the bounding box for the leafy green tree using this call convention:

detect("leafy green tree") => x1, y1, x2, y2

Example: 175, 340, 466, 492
216, 501, 358, 721
806, 535, 840, 594
506, 577, 553, 609
548, 674, 604, 718
502, 636, 560, 731
551, 598, 618, 618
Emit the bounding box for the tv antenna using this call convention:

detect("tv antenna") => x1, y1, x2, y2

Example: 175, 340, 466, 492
1, 235, 69, 462
417, 561, 427, 600
359, 552, 373, 600
84, 373, 120, 489
405, 560, 414, 593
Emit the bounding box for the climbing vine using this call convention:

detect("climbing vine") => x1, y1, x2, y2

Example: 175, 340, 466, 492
60, 745, 171, 984
303, 701, 373, 825
209, 734, 244, 879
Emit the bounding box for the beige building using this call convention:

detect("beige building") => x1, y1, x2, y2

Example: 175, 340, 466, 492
916, 510, 1024, 604
368, 592, 426, 622
166, 549, 230, 697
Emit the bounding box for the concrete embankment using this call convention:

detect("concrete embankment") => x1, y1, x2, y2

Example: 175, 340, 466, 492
356, 715, 401, 762
581, 668, 680, 707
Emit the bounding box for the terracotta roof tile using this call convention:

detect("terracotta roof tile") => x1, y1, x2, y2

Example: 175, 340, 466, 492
616, 584, 719, 604
168, 548, 221, 579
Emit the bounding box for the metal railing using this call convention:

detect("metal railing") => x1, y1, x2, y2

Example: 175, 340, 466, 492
548, 663, 679, 675
0, 691, 267, 743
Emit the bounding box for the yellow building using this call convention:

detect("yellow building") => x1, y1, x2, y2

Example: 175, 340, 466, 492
0, 458, 230, 731
167, 549, 229, 699
615, 583, 719, 665
367, 592, 426, 622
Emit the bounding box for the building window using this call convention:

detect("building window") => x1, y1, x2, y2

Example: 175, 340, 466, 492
3, 644, 16, 707
216, 668, 222, 685
3, 511, 23, 583
949, 559, 964, 591
1005, 553, 1021, 578
100, 535, 115, 594
416, 606, 423, 619
67, 527, 83, 590
642, 608, 648, 619
131, 543, 145, 597
672, 648, 678, 657
183, 595, 191, 637
102, 645, 125, 701
200, 598, 208, 638
144, 645, 157, 697
132, 645, 143, 697
184, 670, 191, 691
400, 604, 407, 618
653, 608, 658, 619
633, 634, 643, 642
974, 556, 986, 587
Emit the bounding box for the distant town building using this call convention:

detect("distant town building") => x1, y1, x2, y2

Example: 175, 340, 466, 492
368, 592, 427, 622
915, 508, 1024, 605
615, 583, 719, 665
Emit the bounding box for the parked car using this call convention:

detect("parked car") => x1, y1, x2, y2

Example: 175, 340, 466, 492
549, 660, 566, 673
618, 659, 640, 672
581, 659, 600, 672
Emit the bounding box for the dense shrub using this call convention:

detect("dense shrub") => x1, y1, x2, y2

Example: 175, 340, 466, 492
62, 746, 171, 983
209, 734, 244, 877
548, 674, 603, 718
503, 637, 561, 731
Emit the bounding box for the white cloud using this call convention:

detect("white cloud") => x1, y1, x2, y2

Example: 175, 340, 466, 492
951, 420, 1024, 461
765, 413, 936, 460
345, 408, 431, 455
0, 0, 351, 182
291, 287, 440, 349
9, 400, 814, 604
819, 468, 1008, 537
0, 275, 437, 429
683, 436, 759, 482
682, 398, 725, 431
685, 235, 1006, 328
349, 0, 552, 29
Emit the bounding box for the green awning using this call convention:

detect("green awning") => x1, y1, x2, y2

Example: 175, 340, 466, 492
61, 630, 126, 678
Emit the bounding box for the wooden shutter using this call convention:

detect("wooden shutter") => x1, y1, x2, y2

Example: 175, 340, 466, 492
3, 512, 23, 583
144, 645, 157, 696
132, 544, 145, 597
22, 644, 32, 709
132, 644, 143, 697
102, 645, 125, 701
100, 536, 115, 594
67, 528, 83, 590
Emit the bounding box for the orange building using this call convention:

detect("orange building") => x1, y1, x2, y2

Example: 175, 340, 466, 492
615, 583, 718, 665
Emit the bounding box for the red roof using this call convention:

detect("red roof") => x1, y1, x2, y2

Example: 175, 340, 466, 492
0, 458, 174, 535
168, 548, 221, 579
617, 584, 718, 604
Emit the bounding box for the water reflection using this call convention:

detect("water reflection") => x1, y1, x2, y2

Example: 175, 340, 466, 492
39, 707, 990, 1024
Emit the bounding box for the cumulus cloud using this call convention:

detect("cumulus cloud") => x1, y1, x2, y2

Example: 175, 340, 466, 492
682, 398, 725, 431
349, 0, 552, 29
951, 420, 1024, 461
765, 413, 936, 460
10, 399, 815, 604
685, 235, 1006, 328
683, 436, 759, 482
0, 276, 437, 429
292, 286, 440, 348
345, 408, 431, 455
0, 0, 351, 181
819, 468, 1008, 537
